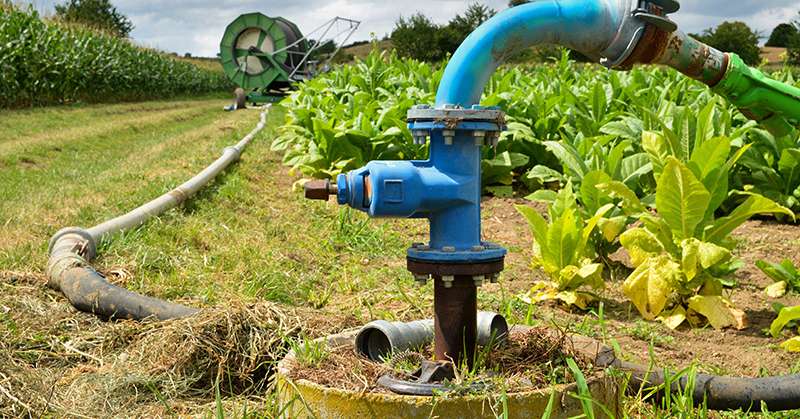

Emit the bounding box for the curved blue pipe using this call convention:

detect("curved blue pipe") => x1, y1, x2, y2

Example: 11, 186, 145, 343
435, 0, 627, 107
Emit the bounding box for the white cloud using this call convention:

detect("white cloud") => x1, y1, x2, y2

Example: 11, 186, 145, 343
25, 1, 800, 56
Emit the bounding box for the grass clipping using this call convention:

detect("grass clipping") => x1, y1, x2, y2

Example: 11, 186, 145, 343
61, 303, 302, 406
0, 271, 358, 416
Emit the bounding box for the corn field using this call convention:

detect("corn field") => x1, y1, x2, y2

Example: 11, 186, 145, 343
0, 5, 231, 108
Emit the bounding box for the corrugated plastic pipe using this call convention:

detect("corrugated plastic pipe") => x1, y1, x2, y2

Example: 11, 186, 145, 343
355, 312, 509, 361
46, 106, 270, 321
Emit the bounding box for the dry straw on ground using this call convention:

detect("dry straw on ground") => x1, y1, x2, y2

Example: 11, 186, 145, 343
0, 271, 352, 417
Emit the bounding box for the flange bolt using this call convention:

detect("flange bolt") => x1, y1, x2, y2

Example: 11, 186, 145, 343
304, 179, 338, 200
442, 275, 455, 288
414, 274, 429, 286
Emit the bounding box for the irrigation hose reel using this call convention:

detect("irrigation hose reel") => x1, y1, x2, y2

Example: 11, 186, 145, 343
219, 13, 360, 107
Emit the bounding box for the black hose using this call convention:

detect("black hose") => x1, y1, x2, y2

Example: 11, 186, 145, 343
54, 266, 199, 321
46, 107, 269, 321
579, 338, 800, 412
614, 359, 800, 412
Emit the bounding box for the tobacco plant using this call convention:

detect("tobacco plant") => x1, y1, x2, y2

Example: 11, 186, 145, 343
607, 142, 793, 329
770, 305, 800, 352
515, 183, 611, 309
756, 259, 800, 298
732, 128, 800, 217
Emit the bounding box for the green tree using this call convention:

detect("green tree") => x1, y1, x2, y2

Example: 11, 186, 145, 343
694, 21, 762, 66
55, 0, 133, 38
391, 13, 446, 61
788, 12, 800, 65
766, 23, 798, 47
439, 3, 496, 52
391, 4, 495, 62
508, 0, 529, 6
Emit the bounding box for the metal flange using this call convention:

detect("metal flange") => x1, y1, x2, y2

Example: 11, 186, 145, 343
407, 105, 506, 127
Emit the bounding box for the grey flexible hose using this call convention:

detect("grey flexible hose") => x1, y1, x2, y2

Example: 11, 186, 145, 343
46, 106, 270, 320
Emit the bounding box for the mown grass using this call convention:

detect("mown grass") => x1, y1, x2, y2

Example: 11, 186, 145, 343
1, 98, 798, 417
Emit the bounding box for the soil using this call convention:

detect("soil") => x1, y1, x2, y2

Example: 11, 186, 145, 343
482, 197, 800, 377
286, 327, 596, 394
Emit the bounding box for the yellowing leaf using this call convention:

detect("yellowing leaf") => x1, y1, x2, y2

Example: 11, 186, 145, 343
623, 256, 679, 320
687, 296, 747, 330
620, 228, 665, 267
598, 216, 628, 243
681, 239, 700, 281
780, 337, 800, 352
681, 239, 731, 282
696, 241, 731, 268
765, 281, 788, 298
556, 291, 594, 310
658, 306, 687, 330
519, 282, 558, 305
699, 277, 723, 296
770, 305, 800, 337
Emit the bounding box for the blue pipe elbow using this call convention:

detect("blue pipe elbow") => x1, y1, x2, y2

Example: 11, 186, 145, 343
436, 0, 642, 107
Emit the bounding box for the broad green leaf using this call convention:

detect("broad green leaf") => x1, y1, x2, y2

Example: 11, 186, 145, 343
770, 305, 800, 337
580, 170, 612, 213
525, 165, 563, 183
623, 255, 679, 320
597, 181, 646, 215
620, 153, 653, 185
642, 131, 670, 179
693, 101, 716, 149
515, 205, 549, 258
679, 239, 731, 275
780, 337, 800, 352
656, 157, 711, 240
640, 215, 679, 256
578, 204, 614, 256
680, 239, 700, 281
705, 195, 795, 244
778, 149, 800, 188
544, 141, 588, 178
756, 260, 796, 284
547, 207, 580, 269
525, 189, 558, 203
486, 186, 514, 198
687, 296, 747, 330
689, 136, 730, 181
559, 263, 604, 291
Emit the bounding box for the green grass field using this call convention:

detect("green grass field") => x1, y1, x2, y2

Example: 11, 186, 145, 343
2, 97, 800, 417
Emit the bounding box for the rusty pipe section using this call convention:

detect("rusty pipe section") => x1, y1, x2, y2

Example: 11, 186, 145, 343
618, 26, 728, 87
355, 311, 509, 361
46, 106, 270, 320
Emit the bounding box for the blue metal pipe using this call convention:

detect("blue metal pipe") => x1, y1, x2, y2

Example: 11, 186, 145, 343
436, 0, 635, 107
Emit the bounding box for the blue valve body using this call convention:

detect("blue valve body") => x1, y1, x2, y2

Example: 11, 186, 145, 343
336, 106, 507, 264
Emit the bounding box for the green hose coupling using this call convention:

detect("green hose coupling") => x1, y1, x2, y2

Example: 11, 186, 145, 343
713, 53, 800, 137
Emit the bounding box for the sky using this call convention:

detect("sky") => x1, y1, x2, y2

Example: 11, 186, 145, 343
25, 0, 800, 57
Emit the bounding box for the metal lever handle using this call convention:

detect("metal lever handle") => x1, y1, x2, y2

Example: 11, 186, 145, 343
648, 0, 680, 14
304, 179, 337, 200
